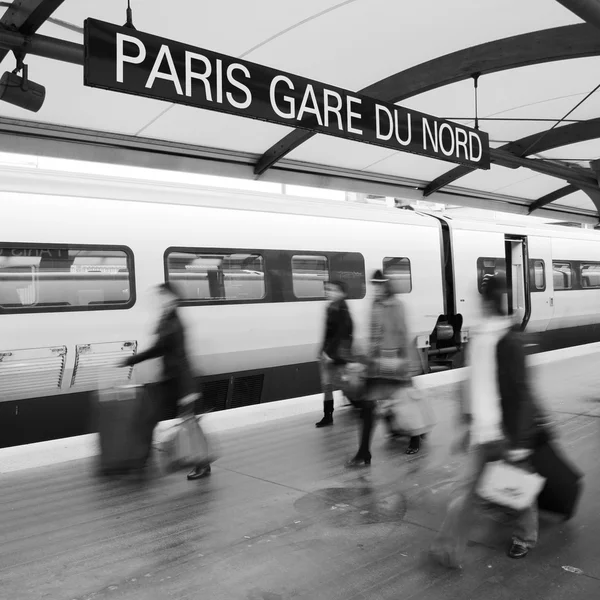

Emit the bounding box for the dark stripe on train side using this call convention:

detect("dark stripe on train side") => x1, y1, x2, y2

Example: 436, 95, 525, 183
1, 322, 600, 449
0, 360, 321, 449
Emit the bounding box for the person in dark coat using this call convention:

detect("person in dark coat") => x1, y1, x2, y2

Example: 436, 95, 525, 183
430, 275, 546, 567
316, 281, 354, 427
122, 282, 210, 480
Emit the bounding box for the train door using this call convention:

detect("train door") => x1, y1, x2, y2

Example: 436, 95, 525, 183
525, 236, 554, 333
504, 235, 531, 330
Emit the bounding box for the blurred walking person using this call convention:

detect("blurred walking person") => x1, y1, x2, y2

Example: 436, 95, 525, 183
430, 275, 545, 567
316, 281, 354, 427
122, 282, 211, 480
346, 270, 424, 466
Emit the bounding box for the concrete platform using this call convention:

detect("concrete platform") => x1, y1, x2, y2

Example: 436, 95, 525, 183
2, 351, 599, 600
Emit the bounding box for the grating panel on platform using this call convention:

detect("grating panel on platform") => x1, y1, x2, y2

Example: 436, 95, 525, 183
0, 346, 66, 401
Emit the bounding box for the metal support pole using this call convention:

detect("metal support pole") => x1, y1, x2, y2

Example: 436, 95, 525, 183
0, 28, 83, 66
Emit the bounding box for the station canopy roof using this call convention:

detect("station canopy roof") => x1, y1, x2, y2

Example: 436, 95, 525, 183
2, 0, 600, 223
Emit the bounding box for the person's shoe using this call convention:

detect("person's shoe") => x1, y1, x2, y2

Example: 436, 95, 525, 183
315, 416, 333, 428
187, 465, 211, 480
406, 437, 421, 455
508, 541, 529, 559
345, 453, 371, 467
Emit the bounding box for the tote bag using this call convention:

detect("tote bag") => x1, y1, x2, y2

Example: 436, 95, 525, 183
379, 385, 435, 436
157, 416, 214, 472
477, 461, 546, 511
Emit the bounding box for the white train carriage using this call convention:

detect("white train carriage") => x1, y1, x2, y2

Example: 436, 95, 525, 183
1, 166, 600, 447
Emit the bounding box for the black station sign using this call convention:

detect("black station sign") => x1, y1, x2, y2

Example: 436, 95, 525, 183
84, 19, 490, 169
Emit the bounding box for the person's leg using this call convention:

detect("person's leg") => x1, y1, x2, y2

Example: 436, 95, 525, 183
316, 359, 334, 427
430, 443, 496, 567
509, 502, 538, 558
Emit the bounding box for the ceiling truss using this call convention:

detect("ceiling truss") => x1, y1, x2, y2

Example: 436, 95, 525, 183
0, 1, 599, 218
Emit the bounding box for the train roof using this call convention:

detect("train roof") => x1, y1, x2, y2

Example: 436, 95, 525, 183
1, 163, 600, 241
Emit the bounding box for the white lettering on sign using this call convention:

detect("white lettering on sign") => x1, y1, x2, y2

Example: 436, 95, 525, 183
439, 122, 455, 157
87, 20, 491, 169
346, 96, 362, 135
394, 110, 411, 146
116, 33, 146, 83
423, 118, 438, 153
323, 89, 343, 130
456, 127, 468, 159
226, 64, 251, 109
376, 105, 393, 141
375, 105, 411, 146
469, 131, 483, 162
270, 75, 295, 119
185, 51, 212, 99
216, 58, 223, 104
297, 84, 323, 126
146, 44, 183, 95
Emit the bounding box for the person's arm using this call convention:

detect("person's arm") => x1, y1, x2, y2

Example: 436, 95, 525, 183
123, 325, 167, 367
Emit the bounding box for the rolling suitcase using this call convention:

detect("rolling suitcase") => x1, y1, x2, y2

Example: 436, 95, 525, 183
95, 384, 155, 475
531, 440, 583, 520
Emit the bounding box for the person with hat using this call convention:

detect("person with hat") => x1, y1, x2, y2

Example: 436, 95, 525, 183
346, 269, 424, 466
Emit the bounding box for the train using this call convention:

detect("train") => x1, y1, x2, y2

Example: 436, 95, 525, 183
2, 165, 600, 448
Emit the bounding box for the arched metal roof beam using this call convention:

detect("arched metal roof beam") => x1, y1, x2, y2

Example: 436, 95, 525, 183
0, 0, 66, 65
254, 23, 600, 176
424, 118, 600, 196
555, 0, 600, 30
528, 184, 579, 214
490, 148, 597, 190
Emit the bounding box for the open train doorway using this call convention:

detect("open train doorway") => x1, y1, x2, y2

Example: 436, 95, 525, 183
505, 235, 531, 331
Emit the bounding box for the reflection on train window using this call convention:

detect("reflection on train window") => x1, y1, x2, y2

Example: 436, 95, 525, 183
383, 257, 412, 294
530, 260, 546, 292
580, 263, 600, 288
476, 257, 506, 293
0, 246, 133, 311
166, 251, 265, 301
552, 261, 573, 290
292, 255, 329, 298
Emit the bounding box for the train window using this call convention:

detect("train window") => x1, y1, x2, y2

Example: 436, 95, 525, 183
529, 260, 546, 292
552, 261, 573, 290
382, 257, 412, 294
0, 245, 134, 312
166, 250, 265, 302
476, 257, 506, 293
292, 255, 329, 298
580, 263, 600, 288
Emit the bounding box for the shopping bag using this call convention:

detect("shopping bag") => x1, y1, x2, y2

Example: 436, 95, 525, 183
380, 386, 435, 436
156, 416, 214, 472
477, 461, 546, 511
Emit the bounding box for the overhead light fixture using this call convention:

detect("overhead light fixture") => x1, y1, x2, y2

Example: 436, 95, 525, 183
0, 56, 45, 113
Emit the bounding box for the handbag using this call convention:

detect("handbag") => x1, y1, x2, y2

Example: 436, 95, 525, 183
379, 385, 435, 436
374, 349, 410, 380
339, 362, 366, 403
157, 415, 214, 472
477, 460, 546, 511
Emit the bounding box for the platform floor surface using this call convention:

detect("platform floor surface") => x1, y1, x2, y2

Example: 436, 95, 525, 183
2, 354, 600, 600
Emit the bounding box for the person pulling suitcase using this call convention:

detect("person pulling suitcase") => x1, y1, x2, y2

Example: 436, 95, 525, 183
121, 282, 211, 480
